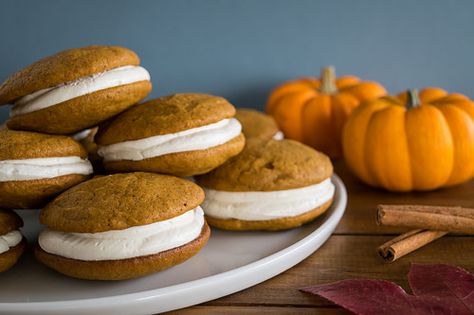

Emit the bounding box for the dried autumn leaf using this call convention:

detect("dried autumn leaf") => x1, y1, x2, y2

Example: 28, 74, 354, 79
301, 264, 474, 315
301, 279, 452, 315
409, 264, 474, 314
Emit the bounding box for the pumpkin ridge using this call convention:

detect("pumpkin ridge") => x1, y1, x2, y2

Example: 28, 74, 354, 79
381, 106, 412, 191
436, 104, 474, 185
343, 101, 387, 186
329, 94, 346, 156
335, 76, 360, 89
363, 108, 385, 188
273, 90, 316, 141
434, 97, 474, 121
366, 106, 413, 190
407, 106, 454, 190
266, 79, 319, 114
302, 94, 332, 154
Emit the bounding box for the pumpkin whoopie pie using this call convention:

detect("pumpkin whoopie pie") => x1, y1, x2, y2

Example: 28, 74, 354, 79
35, 172, 210, 280
235, 108, 283, 140
0, 209, 26, 273
0, 129, 93, 209
196, 139, 335, 231
0, 45, 152, 134
96, 93, 245, 176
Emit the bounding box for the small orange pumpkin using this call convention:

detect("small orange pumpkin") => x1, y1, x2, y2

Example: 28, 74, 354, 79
266, 66, 386, 158
342, 88, 474, 191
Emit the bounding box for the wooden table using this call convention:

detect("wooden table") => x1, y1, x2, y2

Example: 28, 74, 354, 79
169, 161, 474, 314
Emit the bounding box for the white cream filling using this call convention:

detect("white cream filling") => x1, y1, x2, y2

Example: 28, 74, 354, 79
11, 65, 151, 117
38, 207, 205, 261
72, 128, 93, 141
272, 131, 284, 140
0, 230, 22, 254
202, 178, 335, 221
0, 156, 93, 182
98, 118, 242, 162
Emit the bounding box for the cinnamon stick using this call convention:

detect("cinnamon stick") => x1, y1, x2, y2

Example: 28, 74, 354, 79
377, 229, 448, 262
377, 204, 474, 234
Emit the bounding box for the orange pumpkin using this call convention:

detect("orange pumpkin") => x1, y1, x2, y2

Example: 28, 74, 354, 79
266, 66, 386, 158
342, 88, 474, 192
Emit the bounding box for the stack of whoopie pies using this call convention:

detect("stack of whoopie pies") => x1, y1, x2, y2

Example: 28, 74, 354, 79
0, 45, 334, 280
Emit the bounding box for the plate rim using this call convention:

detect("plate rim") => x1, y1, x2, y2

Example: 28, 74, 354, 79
1, 174, 347, 314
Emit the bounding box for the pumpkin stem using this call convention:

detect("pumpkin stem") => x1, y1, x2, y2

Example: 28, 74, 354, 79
406, 89, 421, 109
320, 66, 337, 94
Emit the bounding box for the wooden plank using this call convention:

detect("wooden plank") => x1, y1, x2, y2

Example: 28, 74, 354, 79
168, 305, 350, 314
333, 160, 474, 234
203, 235, 474, 307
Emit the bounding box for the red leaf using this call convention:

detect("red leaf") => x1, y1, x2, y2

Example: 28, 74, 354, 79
409, 264, 474, 314
301, 279, 453, 315
301, 264, 474, 315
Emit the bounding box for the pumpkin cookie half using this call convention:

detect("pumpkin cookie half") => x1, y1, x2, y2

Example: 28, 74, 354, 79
0, 209, 27, 273
0, 129, 93, 209
96, 93, 245, 176
235, 108, 283, 140
0, 45, 152, 134
196, 139, 335, 231
35, 172, 210, 280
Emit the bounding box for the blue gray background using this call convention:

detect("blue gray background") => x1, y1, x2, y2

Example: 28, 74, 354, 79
1, 0, 473, 122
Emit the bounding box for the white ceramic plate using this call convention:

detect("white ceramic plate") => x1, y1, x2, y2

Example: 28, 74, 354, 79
0, 175, 347, 315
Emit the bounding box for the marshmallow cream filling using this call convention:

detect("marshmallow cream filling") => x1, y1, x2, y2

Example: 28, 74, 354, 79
0, 230, 22, 254
38, 207, 205, 261
202, 178, 335, 221
72, 128, 93, 141
98, 118, 242, 162
0, 156, 93, 182
11, 65, 151, 117
272, 131, 284, 140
